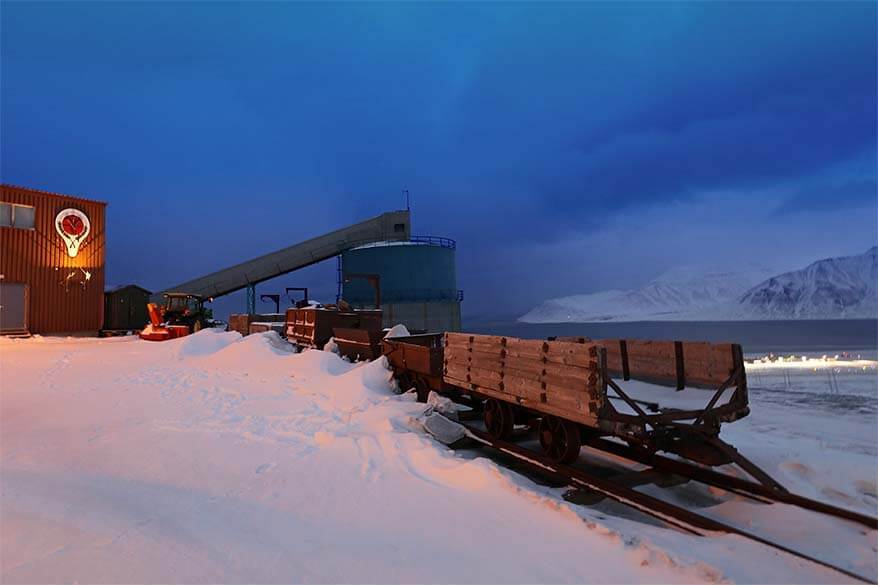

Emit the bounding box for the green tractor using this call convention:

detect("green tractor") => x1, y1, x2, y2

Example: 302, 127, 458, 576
162, 292, 212, 332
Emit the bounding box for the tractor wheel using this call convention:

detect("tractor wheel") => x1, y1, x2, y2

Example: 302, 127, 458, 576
193, 320, 203, 333
539, 415, 582, 464
484, 398, 514, 440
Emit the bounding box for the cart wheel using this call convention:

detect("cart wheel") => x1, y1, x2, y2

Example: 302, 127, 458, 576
484, 399, 514, 440
539, 415, 582, 464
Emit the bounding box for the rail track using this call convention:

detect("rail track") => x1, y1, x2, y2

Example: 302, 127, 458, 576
457, 422, 877, 583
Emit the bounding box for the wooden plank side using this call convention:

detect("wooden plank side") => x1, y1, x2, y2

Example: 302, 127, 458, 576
624, 340, 678, 382
542, 372, 597, 392
502, 376, 546, 402
443, 346, 472, 366
682, 342, 737, 386
444, 332, 474, 348
544, 341, 598, 368
504, 356, 545, 375
444, 363, 471, 382
501, 365, 542, 383
466, 383, 600, 427
469, 338, 506, 355
504, 338, 546, 361
468, 348, 505, 363
544, 386, 582, 411
504, 338, 547, 352
542, 361, 593, 381
467, 365, 503, 386
469, 355, 505, 371
597, 339, 625, 373
626, 340, 677, 360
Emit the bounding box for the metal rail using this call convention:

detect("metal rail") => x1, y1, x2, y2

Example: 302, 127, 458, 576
584, 436, 878, 529
461, 425, 874, 584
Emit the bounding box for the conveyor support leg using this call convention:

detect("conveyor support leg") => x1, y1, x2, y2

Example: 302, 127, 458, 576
246, 284, 256, 315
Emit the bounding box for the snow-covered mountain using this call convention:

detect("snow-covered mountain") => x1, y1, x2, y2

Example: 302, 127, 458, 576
519, 248, 878, 323
735, 247, 877, 319
520, 264, 775, 322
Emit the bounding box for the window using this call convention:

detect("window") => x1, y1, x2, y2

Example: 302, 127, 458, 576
14, 205, 35, 229
0, 203, 36, 229
393, 223, 405, 233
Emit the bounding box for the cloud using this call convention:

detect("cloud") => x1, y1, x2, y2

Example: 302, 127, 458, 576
2, 1, 875, 318
773, 178, 878, 216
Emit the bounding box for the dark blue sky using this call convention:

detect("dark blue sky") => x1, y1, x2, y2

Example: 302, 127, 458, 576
3, 2, 876, 317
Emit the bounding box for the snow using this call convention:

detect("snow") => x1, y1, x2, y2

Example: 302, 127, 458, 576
1, 332, 875, 583
609, 379, 735, 415
384, 323, 411, 338
422, 413, 466, 445
427, 390, 460, 419
520, 248, 877, 323
520, 265, 776, 323
738, 246, 877, 320
322, 336, 340, 355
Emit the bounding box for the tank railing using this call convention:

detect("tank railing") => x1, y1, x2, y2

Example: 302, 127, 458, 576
344, 288, 463, 303
345, 235, 456, 250
408, 235, 456, 249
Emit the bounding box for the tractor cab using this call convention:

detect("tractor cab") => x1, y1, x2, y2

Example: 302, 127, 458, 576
162, 293, 210, 332
164, 293, 204, 319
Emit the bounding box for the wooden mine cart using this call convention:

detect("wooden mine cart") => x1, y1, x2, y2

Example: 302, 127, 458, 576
376, 331, 794, 490
432, 333, 765, 483
285, 306, 382, 352
382, 333, 446, 401
333, 327, 385, 361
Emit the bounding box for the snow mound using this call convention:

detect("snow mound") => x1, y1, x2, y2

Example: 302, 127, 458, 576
385, 323, 411, 338
239, 331, 296, 355
189, 332, 298, 373
357, 355, 396, 395
175, 328, 242, 358
323, 337, 339, 354
292, 347, 356, 376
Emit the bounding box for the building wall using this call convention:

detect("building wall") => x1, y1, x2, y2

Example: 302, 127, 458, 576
104, 287, 150, 331
0, 185, 107, 334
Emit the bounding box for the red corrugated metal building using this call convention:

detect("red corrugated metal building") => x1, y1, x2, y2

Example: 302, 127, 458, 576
0, 184, 107, 335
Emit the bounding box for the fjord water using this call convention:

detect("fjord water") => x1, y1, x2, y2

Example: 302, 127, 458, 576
467, 318, 877, 355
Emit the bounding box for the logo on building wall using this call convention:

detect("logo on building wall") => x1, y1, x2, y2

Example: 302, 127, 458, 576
55, 208, 91, 258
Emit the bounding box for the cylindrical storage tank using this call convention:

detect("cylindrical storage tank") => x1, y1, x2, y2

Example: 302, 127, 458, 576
341, 237, 461, 333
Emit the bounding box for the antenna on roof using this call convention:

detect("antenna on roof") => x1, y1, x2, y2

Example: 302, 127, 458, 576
403, 189, 410, 211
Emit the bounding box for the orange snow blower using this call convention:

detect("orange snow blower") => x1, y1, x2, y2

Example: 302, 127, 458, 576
139, 293, 211, 341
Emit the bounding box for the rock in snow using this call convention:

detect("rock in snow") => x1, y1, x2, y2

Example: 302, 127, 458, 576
427, 390, 459, 419
422, 412, 466, 445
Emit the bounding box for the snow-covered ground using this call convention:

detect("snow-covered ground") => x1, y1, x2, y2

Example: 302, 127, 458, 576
1, 331, 876, 583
